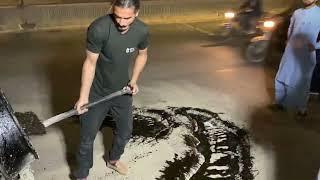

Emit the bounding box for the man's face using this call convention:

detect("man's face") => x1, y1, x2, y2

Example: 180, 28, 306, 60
302, 0, 317, 6
113, 6, 138, 33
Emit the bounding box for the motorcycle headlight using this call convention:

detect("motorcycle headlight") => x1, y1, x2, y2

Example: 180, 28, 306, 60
263, 21, 275, 28
224, 12, 235, 19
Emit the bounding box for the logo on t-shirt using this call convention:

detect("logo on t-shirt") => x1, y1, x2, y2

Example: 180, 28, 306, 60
126, 48, 135, 54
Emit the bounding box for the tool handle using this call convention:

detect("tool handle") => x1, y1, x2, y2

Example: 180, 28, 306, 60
42, 109, 77, 127
42, 88, 131, 127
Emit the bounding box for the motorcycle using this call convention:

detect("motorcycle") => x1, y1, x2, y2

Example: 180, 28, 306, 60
222, 10, 282, 63
223, 10, 263, 37
245, 17, 280, 63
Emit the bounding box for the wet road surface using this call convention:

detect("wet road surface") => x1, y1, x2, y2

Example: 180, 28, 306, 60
1, 21, 320, 180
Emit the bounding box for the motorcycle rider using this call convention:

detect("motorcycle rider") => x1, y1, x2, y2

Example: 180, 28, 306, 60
238, 0, 263, 34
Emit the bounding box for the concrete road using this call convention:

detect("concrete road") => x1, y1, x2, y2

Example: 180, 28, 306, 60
1, 21, 320, 180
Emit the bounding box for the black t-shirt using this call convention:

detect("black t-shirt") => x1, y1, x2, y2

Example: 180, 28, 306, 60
86, 14, 149, 96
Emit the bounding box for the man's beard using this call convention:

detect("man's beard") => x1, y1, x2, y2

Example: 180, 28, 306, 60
117, 25, 128, 32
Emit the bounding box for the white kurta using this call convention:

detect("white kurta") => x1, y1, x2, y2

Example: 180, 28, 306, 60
276, 6, 320, 87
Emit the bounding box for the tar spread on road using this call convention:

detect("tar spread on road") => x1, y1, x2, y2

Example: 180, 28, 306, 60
1, 104, 254, 179
131, 107, 254, 180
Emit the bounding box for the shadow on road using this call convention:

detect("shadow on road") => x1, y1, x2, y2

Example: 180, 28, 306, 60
248, 105, 320, 180
202, 35, 250, 47
44, 37, 83, 175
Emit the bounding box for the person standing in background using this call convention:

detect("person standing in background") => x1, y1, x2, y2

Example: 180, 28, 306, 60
272, 0, 320, 117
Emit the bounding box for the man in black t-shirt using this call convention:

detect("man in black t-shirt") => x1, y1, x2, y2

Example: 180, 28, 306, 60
73, 0, 149, 179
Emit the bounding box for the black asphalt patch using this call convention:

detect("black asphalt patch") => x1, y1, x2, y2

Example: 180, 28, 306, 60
1, 107, 253, 179
132, 107, 254, 180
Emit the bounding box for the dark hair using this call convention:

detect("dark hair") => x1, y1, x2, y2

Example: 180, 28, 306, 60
112, 0, 140, 11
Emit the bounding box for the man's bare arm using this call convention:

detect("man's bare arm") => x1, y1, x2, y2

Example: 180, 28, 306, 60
75, 50, 99, 114
129, 48, 148, 94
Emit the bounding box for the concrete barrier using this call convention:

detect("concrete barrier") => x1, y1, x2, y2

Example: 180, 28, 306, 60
0, 0, 285, 33
24, 2, 110, 29
0, 7, 21, 32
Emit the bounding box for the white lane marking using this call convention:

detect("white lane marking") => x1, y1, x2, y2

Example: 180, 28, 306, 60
182, 23, 215, 36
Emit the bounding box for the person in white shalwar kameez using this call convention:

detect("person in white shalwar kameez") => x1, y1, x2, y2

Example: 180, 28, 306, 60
274, 0, 320, 116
